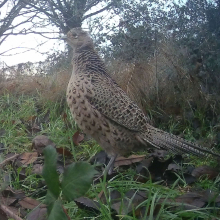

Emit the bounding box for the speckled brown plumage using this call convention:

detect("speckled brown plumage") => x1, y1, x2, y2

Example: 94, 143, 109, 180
65, 27, 220, 174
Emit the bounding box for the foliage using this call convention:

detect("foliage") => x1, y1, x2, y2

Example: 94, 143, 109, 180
171, 0, 220, 94
0, 91, 220, 219
43, 146, 97, 219
94, 0, 219, 63
1, 1, 220, 219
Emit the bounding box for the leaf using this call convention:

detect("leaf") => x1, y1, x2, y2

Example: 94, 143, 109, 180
90, 150, 109, 166
56, 147, 72, 157
191, 165, 219, 180
174, 192, 206, 210
2, 186, 25, 200
19, 197, 45, 209
0, 194, 17, 206
27, 206, 47, 220
114, 155, 145, 167
74, 197, 101, 213
164, 170, 196, 185
0, 204, 21, 220
0, 153, 19, 168
0, 207, 8, 220
135, 157, 155, 182
148, 157, 173, 181
72, 131, 84, 146
26, 115, 37, 122
167, 163, 181, 172
61, 162, 97, 201
32, 135, 56, 154
19, 152, 38, 165
42, 146, 60, 198
48, 200, 69, 220
45, 190, 57, 215
111, 190, 147, 215
99, 189, 121, 204
32, 164, 43, 175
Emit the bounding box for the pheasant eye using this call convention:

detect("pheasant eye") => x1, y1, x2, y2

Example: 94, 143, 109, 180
71, 33, 78, 38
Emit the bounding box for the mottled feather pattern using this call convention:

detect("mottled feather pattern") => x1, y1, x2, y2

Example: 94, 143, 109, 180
66, 27, 220, 167
72, 49, 149, 131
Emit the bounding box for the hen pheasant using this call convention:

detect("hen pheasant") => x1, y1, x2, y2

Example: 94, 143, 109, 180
65, 27, 220, 174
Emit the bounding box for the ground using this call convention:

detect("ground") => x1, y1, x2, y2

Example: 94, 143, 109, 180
0, 91, 220, 220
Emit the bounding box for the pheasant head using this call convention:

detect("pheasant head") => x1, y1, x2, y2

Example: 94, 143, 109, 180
65, 27, 93, 51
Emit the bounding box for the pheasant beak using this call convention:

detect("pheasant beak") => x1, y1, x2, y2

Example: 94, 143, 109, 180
60, 35, 67, 40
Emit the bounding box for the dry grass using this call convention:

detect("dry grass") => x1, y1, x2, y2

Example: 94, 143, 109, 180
108, 40, 209, 116
0, 41, 220, 157
0, 40, 216, 119
0, 66, 72, 102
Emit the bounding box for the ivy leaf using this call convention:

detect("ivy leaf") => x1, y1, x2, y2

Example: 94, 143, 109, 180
48, 200, 69, 220
61, 162, 97, 201
45, 189, 57, 215
42, 146, 60, 198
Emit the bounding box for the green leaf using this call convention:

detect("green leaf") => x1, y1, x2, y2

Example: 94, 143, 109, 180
45, 189, 57, 215
42, 145, 60, 198
48, 200, 69, 220
61, 162, 97, 201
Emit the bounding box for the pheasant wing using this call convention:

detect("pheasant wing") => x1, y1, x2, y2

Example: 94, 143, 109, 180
87, 75, 148, 131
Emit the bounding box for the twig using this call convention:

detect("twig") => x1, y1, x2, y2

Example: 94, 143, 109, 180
0, 154, 19, 168
0, 204, 23, 220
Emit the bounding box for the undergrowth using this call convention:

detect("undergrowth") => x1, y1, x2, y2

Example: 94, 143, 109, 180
0, 91, 220, 219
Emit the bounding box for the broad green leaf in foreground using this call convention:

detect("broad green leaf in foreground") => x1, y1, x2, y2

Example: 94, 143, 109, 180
45, 189, 58, 215
48, 200, 69, 220
61, 162, 97, 201
42, 145, 60, 198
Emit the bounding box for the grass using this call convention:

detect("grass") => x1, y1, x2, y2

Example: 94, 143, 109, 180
0, 84, 220, 219
0, 92, 99, 158
1, 32, 220, 218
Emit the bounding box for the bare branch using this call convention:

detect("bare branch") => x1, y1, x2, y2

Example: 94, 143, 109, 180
20, 1, 53, 19
0, 204, 23, 220
2, 31, 59, 37
85, 0, 100, 11
0, 154, 19, 168
0, 0, 117, 60
0, 0, 8, 8
0, 0, 28, 36
83, 2, 113, 21
0, 40, 50, 56
21, 0, 66, 31
0, 34, 8, 46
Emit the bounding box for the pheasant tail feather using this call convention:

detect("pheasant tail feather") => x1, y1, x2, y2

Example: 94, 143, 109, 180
141, 125, 220, 158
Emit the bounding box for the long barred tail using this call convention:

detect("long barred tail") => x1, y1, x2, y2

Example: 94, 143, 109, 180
140, 125, 220, 158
